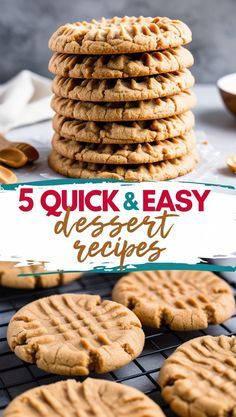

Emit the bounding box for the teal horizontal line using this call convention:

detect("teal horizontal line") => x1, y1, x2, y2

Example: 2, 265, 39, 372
1, 178, 235, 190
177, 180, 235, 190
18, 262, 236, 276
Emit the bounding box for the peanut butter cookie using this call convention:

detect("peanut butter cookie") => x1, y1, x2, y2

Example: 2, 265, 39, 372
0, 261, 81, 289
53, 111, 195, 144
158, 335, 236, 417
112, 270, 235, 330
51, 90, 196, 122
51, 130, 195, 165
49, 16, 192, 55
49, 47, 193, 79
52, 69, 194, 102
48, 149, 198, 181
3, 378, 166, 417
7, 294, 144, 375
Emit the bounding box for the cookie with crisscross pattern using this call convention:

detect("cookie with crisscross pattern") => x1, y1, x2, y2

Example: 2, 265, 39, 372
51, 90, 196, 122
52, 69, 194, 102
158, 335, 236, 417
51, 130, 195, 164
49, 47, 193, 79
49, 16, 192, 55
3, 378, 166, 417
112, 270, 235, 330
7, 293, 144, 375
52, 111, 195, 144
48, 148, 198, 181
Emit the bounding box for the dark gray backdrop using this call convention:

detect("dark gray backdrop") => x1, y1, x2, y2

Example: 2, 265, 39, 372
0, 0, 235, 83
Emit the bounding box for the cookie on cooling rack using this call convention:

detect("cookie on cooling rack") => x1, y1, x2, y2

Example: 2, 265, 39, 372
3, 378, 166, 417
0, 262, 81, 289
112, 270, 235, 330
158, 335, 236, 417
7, 293, 144, 375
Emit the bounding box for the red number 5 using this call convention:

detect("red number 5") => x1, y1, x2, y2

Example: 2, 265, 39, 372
19, 188, 34, 211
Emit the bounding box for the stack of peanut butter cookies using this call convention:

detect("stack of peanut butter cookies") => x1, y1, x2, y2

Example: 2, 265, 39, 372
48, 16, 198, 181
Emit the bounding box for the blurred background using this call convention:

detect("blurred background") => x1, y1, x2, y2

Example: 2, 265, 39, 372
0, 0, 235, 83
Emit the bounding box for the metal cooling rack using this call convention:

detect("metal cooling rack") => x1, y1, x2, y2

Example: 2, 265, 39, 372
0, 273, 236, 417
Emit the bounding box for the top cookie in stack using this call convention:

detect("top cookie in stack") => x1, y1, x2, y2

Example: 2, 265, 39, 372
48, 16, 197, 181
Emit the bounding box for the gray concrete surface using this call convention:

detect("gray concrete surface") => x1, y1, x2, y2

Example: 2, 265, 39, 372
0, 0, 235, 83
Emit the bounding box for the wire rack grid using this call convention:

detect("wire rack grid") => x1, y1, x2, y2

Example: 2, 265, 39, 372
0, 273, 236, 417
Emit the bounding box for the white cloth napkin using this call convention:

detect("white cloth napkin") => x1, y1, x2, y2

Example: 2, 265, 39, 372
0, 70, 53, 133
